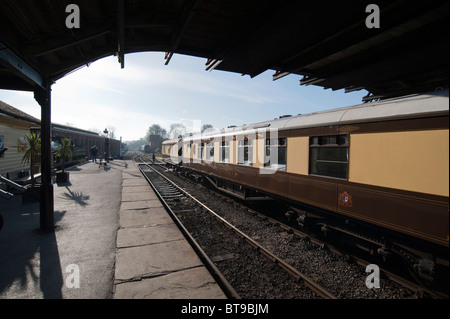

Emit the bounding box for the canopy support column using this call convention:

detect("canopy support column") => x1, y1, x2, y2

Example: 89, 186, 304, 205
34, 81, 54, 231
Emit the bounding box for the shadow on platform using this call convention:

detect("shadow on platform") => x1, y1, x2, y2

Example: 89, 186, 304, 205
0, 195, 66, 298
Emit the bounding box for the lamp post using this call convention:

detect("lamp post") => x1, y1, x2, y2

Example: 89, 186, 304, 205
103, 128, 109, 162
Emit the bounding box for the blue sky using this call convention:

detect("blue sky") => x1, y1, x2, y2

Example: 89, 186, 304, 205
0, 52, 368, 142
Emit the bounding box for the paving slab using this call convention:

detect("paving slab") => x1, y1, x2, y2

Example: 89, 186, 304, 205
114, 267, 226, 299
117, 223, 184, 248
120, 200, 164, 210
122, 171, 144, 180
122, 185, 150, 193
121, 190, 159, 202
119, 207, 173, 228
115, 240, 204, 281
122, 178, 149, 186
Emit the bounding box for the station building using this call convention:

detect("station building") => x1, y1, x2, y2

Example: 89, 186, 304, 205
0, 100, 40, 183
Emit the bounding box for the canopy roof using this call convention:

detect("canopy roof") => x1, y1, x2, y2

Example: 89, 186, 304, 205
1, 0, 448, 101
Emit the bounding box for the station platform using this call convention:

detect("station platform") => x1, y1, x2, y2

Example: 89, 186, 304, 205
0, 159, 226, 299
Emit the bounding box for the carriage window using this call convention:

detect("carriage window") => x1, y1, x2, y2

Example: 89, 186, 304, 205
309, 134, 349, 179
206, 142, 214, 161
238, 136, 253, 165
264, 138, 286, 170
199, 142, 204, 160
219, 140, 230, 163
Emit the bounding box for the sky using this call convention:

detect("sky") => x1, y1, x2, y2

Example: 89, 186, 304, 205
0, 52, 368, 142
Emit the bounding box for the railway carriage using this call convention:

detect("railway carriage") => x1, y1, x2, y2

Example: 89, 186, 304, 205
51, 124, 122, 168
162, 90, 449, 284
162, 138, 182, 162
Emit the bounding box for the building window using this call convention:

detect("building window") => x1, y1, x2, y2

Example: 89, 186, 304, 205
237, 136, 253, 165
264, 138, 286, 170
309, 134, 349, 179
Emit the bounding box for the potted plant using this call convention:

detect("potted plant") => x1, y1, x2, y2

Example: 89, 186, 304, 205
21, 132, 41, 202
55, 137, 74, 183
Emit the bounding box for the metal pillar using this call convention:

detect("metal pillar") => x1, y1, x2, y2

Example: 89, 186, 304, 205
34, 81, 54, 231
105, 138, 110, 162
103, 128, 110, 162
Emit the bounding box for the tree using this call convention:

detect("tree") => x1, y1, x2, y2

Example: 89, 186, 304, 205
54, 137, 74, 173
21, 133, 41, 186
124, 138, 147, 151
201, 124, 215, 134
146, 124, 167, 141
168, 123, 187, 139
146, 124, 168, 153
107, 125, 116, 140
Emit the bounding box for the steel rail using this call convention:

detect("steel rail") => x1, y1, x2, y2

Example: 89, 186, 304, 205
138, 159, 337, 299
135, 159, 241, 299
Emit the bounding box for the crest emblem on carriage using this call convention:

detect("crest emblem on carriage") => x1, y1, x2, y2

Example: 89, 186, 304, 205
338, 191, 353, 207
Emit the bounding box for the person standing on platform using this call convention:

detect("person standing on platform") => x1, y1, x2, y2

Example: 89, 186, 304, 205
90, 145, 98, 163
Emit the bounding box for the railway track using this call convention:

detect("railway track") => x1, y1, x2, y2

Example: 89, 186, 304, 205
135, 155, 447, 298
135, 156, 336, 299
135, 158, 239, 299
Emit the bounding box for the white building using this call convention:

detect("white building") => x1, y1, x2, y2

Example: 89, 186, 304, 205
0, 100, 40, 183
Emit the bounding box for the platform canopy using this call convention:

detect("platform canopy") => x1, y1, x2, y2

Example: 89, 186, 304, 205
0, 0, 448, 101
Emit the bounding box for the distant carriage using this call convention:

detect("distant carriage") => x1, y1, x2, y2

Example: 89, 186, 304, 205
49, 124, 121, 168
